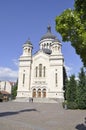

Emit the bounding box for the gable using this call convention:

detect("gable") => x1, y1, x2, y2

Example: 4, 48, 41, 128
33, 50, 49, 63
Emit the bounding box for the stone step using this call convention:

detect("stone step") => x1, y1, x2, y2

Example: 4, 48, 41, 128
14, 97, 62, 103
33, 98, 57, 103
13, 97, 30, 102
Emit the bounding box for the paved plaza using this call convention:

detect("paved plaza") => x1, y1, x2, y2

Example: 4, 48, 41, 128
0, 101, 86, 130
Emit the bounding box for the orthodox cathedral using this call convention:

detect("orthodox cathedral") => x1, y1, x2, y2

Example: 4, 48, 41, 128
17, 26, 64, 102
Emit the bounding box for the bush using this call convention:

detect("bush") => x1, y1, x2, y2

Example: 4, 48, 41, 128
63, 101, 78, 109
67, 102, 78, 109
77, 99, 86, 109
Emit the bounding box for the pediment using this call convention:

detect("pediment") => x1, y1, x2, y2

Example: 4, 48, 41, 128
33, 50, 49, 61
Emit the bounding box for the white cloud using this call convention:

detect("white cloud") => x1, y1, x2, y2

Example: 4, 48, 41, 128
12, 59, 19, 67
64, 64, 73, 77
0, 67, 18, 82
64, 64, 79, 80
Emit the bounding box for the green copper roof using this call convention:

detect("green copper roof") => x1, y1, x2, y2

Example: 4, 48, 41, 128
40, 26, 56, 40
25, 39, 32, 45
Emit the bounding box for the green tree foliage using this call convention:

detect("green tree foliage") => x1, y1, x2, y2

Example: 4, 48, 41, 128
76, 68, 86, 109
66, 75, 77, 103
65, 67, 86, 109
11, 80, 18, 99
55, 0, 86, 66
63, 67, 67, 99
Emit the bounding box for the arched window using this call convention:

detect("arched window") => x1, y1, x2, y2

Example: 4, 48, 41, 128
32, 89, 36, 97
36, 67, 38, 77
44, 43, 46, 47
39, 64, 42, 77
42, 89, 46, 98
43, 66, 46, 77
42, 44, 43, 49
28, 48, 30, 53
55, 46, 58, 51
47, 43, 48, 48
55, 73, 58, 86
38, 89, 41, 97
23, 73, 25, 84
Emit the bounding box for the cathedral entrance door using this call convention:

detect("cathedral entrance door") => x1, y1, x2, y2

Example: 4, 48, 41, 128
32, 89, 36, 97
42, 89, 46, 98
37, 89, 41, 98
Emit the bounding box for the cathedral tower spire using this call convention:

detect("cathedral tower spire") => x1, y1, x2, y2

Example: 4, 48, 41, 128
17, 39, 33, 98
22, 39, 33, 56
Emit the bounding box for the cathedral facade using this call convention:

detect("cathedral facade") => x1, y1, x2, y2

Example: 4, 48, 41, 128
17, 26, 64, 102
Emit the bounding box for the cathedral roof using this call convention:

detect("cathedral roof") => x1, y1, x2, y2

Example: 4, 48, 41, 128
53, 37, 60, 43
40, 25, 56, 40
24, 39, 32, 45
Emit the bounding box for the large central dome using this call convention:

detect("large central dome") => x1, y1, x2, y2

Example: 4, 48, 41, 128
40, 25, 56, 40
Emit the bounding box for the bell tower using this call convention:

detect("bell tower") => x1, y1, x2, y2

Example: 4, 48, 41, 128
17, 39, 33, 98
49, 38, 64, 101
22, 40, 32, 56
51, 38, 62, 55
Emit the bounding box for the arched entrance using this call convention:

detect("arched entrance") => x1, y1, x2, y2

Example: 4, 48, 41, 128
32, 89, 36, 98
42, 89, 46, 98
37, 89, 41, 98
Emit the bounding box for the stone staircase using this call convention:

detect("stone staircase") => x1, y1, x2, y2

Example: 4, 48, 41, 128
13, 97, 30, 102
14, 97, 62, 103
32, 98, 58, 103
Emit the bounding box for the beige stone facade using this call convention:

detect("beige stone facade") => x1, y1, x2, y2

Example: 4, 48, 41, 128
17, 26, 64, 101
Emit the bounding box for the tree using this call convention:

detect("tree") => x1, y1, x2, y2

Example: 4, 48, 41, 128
66, 75, 77, 103
63, 67, 67, 99
65, 75, 78, 109
11, 80, 18, 99
55, 0, 86, 66
76, 67, 86, 109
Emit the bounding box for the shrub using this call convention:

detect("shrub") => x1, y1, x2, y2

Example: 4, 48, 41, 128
67, 101, 78, 109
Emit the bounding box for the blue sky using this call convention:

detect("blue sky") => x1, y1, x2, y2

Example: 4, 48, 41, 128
0, 0, 83, 81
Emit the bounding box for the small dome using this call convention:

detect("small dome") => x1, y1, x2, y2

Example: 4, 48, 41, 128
24, 39, 32, 45
53, 37, 60, 43
40, 26, 56, 40
23, 39, 33, 49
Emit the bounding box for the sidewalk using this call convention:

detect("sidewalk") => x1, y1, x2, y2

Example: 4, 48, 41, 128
0, 101, 86, 130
